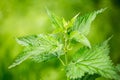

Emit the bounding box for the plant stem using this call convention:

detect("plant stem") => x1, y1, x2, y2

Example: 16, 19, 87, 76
63, 27, 70, 80
65, 52, 68, 65
58, 57, 65, 66
64, 30, 68, 65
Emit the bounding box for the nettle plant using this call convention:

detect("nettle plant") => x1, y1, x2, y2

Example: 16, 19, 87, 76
9, 8, 120, 80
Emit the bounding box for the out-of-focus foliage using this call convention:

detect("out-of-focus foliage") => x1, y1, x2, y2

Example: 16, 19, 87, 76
0, 0, 120, 80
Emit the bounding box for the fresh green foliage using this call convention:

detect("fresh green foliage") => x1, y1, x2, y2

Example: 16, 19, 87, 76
9, 8, 120, 80
69, 31, 91, 48
71, 74, 100, 80
66, 38, 119, 80
72, 8, 106, 36
116, 64, 120, 72
8, 34, 63, 69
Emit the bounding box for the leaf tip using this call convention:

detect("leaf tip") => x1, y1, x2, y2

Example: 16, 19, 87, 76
104, 35, 113, 44
73, 13, 80, 19
8, 61, 21, 69
16, 37, 28, 46
96, 8, 107, 14
8, 64, 14, 69
88, 44, 91, 49
46, 8, 53, 18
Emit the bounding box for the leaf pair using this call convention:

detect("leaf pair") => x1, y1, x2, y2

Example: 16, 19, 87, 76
69, 8, 106, 48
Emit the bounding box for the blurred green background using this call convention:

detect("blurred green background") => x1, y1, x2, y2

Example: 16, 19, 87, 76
0, 0, 120, 80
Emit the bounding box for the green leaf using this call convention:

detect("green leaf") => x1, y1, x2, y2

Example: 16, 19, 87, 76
66, 38, 120, 80
47, 10, 63, 29
16, 35, 40, 46
116, 64, 120, 72
71, 74, 100, 80
8, 47, 40, 69
70, 31, 91, 48
64, 13, 79, 29
72, 8, 106, 36
9, 34, 63, 69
